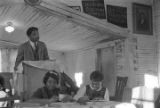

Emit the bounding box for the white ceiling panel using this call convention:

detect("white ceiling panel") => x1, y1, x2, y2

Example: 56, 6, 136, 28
0, 0, 129, 51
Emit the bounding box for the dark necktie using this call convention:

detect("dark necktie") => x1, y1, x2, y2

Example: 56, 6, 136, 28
34, 42, 39, 60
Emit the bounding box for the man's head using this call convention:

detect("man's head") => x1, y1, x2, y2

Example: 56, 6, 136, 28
90, 71, 103, 90
26, 27, 39, 42
43, 70, 59, 90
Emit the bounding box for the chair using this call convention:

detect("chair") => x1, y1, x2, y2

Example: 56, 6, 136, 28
110, 76, 128, 102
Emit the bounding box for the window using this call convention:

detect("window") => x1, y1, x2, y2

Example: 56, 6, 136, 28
74, 72, 83, 87
144, 74, 159, 88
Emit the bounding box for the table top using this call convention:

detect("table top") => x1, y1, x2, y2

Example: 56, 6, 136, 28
14, 101, 136, 108
0, 96, 20, 101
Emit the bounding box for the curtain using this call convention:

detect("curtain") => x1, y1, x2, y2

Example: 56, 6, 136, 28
1, 48, 17, 72
0, 48, 24, 96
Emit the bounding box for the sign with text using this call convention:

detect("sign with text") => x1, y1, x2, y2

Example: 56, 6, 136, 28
82, 0, 106, 19
107, 5, 127, 28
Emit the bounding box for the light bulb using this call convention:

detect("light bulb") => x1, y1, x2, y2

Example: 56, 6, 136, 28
5, 26, 15, 33
5, 22, 15, 33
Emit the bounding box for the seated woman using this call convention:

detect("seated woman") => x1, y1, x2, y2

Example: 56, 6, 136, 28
31, 70, 59, 103
0, 75, 8, 107
74, 71, 109, 104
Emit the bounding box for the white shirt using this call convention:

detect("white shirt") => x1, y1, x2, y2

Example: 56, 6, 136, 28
0, 90, 7, 107
74, 84, 109, 101
29, 41, 37, 50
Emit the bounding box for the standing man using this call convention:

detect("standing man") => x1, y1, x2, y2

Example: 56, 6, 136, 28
14, 27, 49, 71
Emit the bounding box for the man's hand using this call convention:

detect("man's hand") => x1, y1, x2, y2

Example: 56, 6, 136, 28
77, 96, 89, 105
14, 66, 17, 72
50, 96, 59, 102
93, 97, 104, 100
61, 95, 74, 102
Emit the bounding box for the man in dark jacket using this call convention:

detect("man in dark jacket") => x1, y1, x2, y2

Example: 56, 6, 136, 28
14, 27, 49, 71
155, 94, 160, 108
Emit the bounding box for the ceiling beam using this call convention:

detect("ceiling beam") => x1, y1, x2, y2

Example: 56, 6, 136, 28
32, 0, 129, 39
0, 39, 18, 48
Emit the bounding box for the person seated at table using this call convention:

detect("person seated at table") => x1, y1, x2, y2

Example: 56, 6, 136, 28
74, 71, 109, 104
31, 70, 59, 103
155, 93, 160, 108
60, 72, 79, 96
0, 75, 8, 107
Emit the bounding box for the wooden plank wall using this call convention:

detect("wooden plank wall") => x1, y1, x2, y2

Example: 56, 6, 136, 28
154, 0, 160, 85
64, 0, 158, 88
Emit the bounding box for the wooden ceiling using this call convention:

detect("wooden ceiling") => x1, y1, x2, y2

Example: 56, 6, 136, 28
0, 0, 129, 51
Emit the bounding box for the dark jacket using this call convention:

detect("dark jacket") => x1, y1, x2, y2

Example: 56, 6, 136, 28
15, 41, 49, 68
32, 86, 59, 99
155, 94, 160, 108
86, 85, 106, 100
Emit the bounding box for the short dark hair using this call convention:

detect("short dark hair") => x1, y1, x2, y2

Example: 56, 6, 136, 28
43, 70, 59, 85
0, 75, 4, 88
26, 27, 38, 36
90, 71, 103, 82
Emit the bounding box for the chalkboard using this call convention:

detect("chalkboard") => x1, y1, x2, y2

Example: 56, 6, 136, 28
107, 5, 127, 28
82, 0, 106, 19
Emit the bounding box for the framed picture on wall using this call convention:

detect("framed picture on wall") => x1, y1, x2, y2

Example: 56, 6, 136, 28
133, 3, 153, 35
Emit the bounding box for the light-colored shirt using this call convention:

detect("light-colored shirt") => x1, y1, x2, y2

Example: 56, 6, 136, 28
74, 84, 109, 101
0, 90, 7, 107
29, 41, 37, 50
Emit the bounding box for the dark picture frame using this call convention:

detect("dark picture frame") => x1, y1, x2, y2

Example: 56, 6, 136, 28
133, 3, 153, 35
82, 0, 106, 19
106, 5, 127, 28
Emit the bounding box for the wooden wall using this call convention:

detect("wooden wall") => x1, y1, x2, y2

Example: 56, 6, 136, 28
64, 0, 158, 90
154, 0, 160, 85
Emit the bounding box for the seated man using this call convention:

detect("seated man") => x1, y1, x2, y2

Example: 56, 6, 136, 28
74, 71, 109, 104
155, 94, 160, 108
31, 70, 59, 103
0, 75, 8, 107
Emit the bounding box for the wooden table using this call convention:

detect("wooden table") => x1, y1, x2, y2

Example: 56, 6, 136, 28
14, 101, 136, 108
0, 96, 20, 108
0, 96, 20, 101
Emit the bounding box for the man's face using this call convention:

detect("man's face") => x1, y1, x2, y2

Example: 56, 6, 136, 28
91, 81, 102, 90
46, 77, 57, 90
29, 30, 39, 42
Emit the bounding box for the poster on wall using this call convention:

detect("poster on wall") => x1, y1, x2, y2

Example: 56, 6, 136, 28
82, 0, 106, 19
107, 5, 127, 28
132, 3, 153, 35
